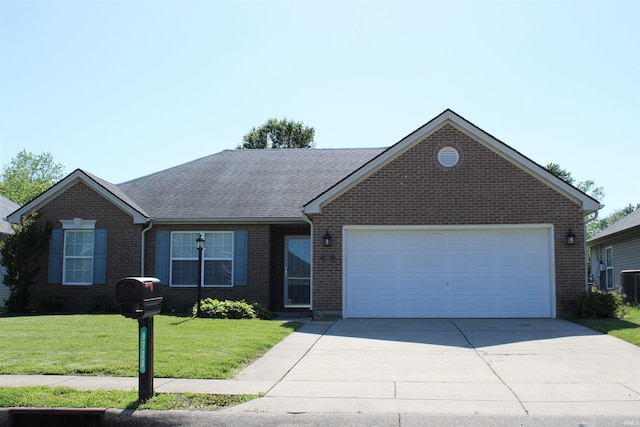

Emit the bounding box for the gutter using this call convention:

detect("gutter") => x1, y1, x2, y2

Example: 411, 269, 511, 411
141, 220, 153, 276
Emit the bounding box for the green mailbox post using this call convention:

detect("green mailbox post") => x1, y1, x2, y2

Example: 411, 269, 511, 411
116, 277, 163, 402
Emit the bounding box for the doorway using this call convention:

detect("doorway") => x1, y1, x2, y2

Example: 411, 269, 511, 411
284, 236, 311, 307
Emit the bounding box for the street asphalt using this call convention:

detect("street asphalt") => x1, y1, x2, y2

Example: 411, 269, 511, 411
1, 318, 640, 426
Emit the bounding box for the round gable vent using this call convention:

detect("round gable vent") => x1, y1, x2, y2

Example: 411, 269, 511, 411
438, 146, 460, 168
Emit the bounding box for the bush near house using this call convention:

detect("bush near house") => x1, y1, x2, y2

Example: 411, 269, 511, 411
191, 299, 272, 320
573, 286, 627, 319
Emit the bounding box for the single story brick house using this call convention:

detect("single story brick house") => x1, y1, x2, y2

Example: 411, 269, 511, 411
587, 209, 640, 291
7, 110, 599, 318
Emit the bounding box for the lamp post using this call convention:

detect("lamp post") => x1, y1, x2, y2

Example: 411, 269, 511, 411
196, 234, 205, 318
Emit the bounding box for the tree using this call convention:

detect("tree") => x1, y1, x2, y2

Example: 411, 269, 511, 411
0, 212, 52, 313
587, 203, 640, 239
238, 118, 315, 149
0, 150, 66, 205
545, 162, 605, 202
545, 162, 606, 246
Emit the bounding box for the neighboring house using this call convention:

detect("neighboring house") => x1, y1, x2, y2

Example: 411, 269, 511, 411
587, 209, 640, 291
7, 110, 600, 318
0, 196, 20, 309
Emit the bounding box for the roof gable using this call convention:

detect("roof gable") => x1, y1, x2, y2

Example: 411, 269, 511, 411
6, 169, 150, 224
303, 109, 601, 214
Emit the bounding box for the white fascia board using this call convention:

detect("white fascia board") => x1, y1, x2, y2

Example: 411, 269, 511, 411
304, 110, 600, 215
7, 170, 149, 224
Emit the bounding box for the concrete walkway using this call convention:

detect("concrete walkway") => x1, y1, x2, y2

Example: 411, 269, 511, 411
2, 318, 640, 420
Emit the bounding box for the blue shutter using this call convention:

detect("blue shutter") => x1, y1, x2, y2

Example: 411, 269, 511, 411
155, 230, 170, 285
233, 230, 248, 286
92, 229, 108, 285
48, 229, 63, 284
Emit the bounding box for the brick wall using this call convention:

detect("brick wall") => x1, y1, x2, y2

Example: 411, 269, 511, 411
144, 224, 272, 312
311, 124, 586, 318
30, 180, 303, 313
33, 181, 143, 311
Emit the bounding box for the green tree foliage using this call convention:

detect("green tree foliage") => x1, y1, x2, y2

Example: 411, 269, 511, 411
587, 203, 640, 239
238, 118, 315, 149
0, 213, 52, 313
545, 163, 638, 239
545, 162, 605, 202
0, 150, 65, 205
545, 162, 605, 236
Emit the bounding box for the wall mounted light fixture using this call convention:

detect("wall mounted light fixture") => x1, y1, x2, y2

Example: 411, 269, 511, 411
323, 231, 332, 247
566, 228, 576, 245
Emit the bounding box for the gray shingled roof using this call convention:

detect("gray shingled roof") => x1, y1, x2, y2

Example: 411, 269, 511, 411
0, 196, 20, 235
118, 148, 385, 221
588, 208, 640, 244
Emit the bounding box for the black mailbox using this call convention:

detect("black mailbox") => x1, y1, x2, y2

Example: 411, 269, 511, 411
116, 277, 163, 319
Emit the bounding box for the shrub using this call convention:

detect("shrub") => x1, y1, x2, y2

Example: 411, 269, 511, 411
39, 294, 67, 313
573, 286, 627, 318
250, 301, 272, 320
191, 299, 271, 320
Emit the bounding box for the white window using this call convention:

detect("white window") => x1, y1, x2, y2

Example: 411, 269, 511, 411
63, 230, 94, 285
605, 246, 614, 290
170, 231, 234, 287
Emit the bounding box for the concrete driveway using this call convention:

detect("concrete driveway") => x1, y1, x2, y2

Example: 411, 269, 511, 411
230, 318, 640, 417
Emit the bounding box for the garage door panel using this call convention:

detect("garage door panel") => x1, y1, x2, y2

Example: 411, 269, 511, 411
344, 227, 553, 318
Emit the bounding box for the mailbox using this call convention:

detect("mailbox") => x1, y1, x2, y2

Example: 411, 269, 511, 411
116, 277, 163, 319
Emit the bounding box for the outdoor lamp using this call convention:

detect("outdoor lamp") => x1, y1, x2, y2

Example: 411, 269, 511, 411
323, 231, 332, 247
196, 234, 205, 250
196, 234, 205, 317
566, 228, 576, 246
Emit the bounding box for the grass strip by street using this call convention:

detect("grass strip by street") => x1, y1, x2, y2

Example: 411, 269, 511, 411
0, 386, 258, 410
572, 306, 640, 346
0, 314, 302, 379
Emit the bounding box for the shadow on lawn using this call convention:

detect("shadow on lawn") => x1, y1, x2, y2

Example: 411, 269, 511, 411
573, 317, 640, 335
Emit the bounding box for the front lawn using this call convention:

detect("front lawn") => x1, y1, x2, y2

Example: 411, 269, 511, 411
0, 314, 301, 379
572, 306, 640, 347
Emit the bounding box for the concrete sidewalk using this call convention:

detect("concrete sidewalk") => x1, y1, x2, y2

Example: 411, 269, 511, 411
2, 318, 640, 421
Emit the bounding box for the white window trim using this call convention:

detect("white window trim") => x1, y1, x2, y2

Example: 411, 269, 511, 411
605, 246, 614, 290
169, 231, 234, 288
60, 218, 96, 230
62, 229, 95, 285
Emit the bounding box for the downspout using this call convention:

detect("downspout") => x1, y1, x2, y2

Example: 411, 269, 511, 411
583, 218, 589, 292
141, 220, 153, 277
301, 210, 313, 312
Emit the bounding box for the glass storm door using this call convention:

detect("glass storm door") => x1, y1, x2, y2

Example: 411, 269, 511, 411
284, 236, 311, 307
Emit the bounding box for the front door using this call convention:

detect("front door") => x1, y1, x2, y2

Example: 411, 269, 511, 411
284, 236, 311, 307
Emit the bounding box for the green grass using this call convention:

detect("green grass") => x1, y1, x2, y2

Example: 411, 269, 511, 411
572, 306, 640, 347
0, 314, 301, 379
0, 386, 258, 410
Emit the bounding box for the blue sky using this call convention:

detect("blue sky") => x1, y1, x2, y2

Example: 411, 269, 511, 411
1, 0, 638, 216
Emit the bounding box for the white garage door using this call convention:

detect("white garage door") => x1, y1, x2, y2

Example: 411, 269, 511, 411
344, 226, 554, 318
